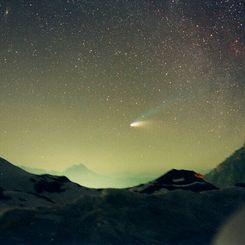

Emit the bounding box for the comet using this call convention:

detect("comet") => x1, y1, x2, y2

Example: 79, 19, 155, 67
130, 121, 147, 128
130, 100, 167, 128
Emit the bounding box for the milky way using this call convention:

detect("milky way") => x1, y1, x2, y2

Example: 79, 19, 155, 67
0, 0, 244, 174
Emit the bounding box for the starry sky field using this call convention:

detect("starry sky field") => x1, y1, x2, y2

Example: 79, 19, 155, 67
0, 0, 244, 175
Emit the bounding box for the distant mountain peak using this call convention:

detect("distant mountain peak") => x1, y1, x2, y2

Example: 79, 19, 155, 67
65, 163, 90, 172
63, 163, 96, 178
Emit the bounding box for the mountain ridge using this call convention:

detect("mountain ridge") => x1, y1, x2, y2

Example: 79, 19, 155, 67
205, 146, 245, 188
0, 149, 245, 244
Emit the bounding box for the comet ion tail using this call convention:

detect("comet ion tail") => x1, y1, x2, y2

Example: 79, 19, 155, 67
130, 121, 146, 128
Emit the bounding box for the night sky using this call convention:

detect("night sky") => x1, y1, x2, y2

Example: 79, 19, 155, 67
0, 0, 244, 175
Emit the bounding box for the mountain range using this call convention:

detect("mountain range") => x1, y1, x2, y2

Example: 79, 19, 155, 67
21, 163, 154, 188
0, 145, 245, 244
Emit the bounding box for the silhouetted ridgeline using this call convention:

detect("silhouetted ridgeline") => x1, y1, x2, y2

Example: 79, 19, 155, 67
0, 147, 245, 245
205, 146, 245, 188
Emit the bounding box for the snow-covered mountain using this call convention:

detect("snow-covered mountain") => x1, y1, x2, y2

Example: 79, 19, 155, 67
0, 157, 97, 209
131, 169, 218, 194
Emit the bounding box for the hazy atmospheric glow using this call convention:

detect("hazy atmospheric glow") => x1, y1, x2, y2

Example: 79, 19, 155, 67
0, 1, 244, 175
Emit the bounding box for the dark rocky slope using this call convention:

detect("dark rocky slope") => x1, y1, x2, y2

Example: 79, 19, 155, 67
205, 146, 245, 188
